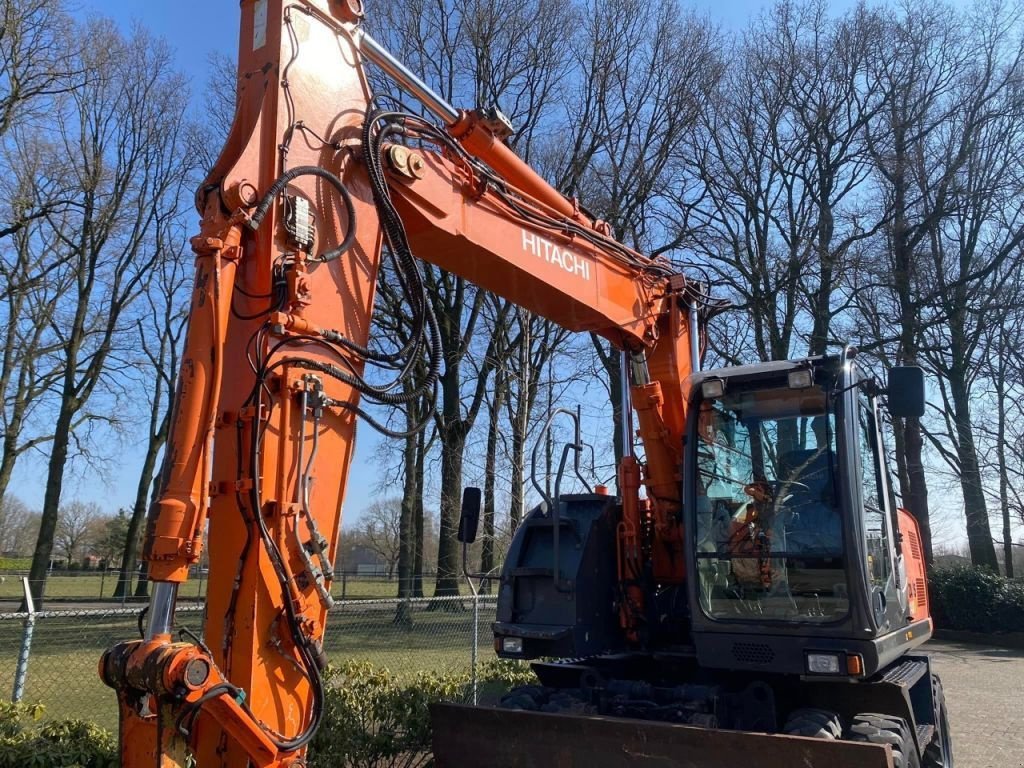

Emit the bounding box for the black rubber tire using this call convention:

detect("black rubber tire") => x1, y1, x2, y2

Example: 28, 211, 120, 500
782, 707, 843, 739
499, 684, 548, 711
848, 713, 921, 768
922, 674, 954, 767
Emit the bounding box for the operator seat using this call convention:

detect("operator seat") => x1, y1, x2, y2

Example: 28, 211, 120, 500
777, 448, 842, 555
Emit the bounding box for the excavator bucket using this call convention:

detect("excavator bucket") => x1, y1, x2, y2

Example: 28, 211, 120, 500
430, 703, 894, 768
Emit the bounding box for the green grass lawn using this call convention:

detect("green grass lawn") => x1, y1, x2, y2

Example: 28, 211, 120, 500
0, 573, 464, 603
0, 573, 207, 602
0, 599, 493, 732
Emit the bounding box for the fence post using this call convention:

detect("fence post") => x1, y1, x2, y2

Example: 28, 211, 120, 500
471, 592, 479, 705
12, 577, 36, 703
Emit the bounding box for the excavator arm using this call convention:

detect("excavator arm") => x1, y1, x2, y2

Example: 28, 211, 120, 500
100, 2, 710, 766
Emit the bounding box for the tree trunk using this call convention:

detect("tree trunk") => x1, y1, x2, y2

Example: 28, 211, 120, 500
509, 417, 526, 531
397, 428, 417, 600
114, 423, 164, 599
0, 445, 17, 511
26, 404, 74, 608
996, 344, 1013, 578
413, 427, 425, 598
434, 423, 467, 598
508, 318, 530, 532
395, 396, 419, 624
808, 189, 836, 357
135, 562, 150, 598
481, 367, 506, 595
590, 337, 626, 478
891, 159, 934, 567
947, 358, 998, 570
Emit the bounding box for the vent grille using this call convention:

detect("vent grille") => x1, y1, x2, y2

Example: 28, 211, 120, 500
907, 530, 922, 560
732, 642, 775, 665
916, 578, 927, 608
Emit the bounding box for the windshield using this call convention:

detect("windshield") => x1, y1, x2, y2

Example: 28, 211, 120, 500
694, 381, 848, 623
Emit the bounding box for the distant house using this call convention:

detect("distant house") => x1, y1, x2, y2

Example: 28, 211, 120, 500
336, 544, 388, 576
933, 553, 971, 569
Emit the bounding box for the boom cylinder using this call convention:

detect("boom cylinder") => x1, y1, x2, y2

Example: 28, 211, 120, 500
356, 30, 596, 226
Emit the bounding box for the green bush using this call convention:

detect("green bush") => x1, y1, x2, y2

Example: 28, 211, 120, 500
307, 660, 535, 768
0, 702, 117, 768
929, 565, 1024, 633
0, 660, 535, 768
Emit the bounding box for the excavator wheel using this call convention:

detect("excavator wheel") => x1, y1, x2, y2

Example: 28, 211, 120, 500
848, 713, 920, 768
499, 685, 549, 711
922, 675, 953, 767
782, 708, 843, 739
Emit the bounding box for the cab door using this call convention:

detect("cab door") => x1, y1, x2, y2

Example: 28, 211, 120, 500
855, 391, 904, 630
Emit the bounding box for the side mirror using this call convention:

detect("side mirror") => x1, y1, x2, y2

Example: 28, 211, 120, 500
457, 487, 482, 544
887, 366, 925, 418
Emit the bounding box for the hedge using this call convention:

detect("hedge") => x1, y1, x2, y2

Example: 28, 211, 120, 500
0, 660, 535, 768
928, 565, 1024, 634
308, 659, 535, 768
0, 702, 117, 768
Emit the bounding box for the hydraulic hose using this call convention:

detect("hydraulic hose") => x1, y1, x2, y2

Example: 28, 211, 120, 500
248, 165, 357, 263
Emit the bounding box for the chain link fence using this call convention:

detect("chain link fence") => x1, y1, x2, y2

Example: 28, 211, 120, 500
0, 590, 497, 732
0, 570, 455, 604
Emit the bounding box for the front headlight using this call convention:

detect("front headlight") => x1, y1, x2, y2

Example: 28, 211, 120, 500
806, 652, 841, 675
501, 636, 523, 654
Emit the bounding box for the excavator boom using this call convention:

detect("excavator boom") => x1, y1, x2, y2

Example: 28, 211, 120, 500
101, 1, 705, 765
101, 3, 943, 768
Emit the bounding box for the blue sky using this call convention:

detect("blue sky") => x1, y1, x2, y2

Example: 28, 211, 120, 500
18, 0, 793, 523
24, 0, 982, 545
81, 0, 809, 88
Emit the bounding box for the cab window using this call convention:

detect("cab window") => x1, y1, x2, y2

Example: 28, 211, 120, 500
694, 384, 848, 624
859, 397, 891, 587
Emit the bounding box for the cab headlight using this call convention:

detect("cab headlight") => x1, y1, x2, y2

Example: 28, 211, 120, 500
806, 652, 841, 675
701, 379, 725, 399
788, 369, 813, 389
501, 637, 523, 654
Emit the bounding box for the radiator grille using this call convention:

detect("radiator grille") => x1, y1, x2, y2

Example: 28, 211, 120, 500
732, 642, 775, 665
907, 529, 922, 560
916, 577, 927, 609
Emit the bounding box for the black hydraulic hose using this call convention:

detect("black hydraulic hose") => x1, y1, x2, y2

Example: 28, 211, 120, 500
248, 165, 357, 263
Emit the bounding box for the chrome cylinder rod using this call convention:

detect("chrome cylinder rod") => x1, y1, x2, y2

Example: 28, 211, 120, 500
689, 301, 700, 372
356, 31, 460, 124
146, 581, 178, 639
619, 350, 633, 459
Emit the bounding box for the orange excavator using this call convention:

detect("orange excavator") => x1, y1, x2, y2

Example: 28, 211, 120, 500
100, 2, 953, 767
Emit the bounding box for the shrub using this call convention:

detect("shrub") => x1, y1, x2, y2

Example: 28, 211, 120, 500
0, 702, 117, 768
929, 565, 1024, 633
307, 660, 536, 768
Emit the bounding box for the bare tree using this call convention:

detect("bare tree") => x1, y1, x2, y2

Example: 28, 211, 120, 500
114, 228, 188, 599
372, 0, 573, 598
54, 499, 100, 565
25, 20, 193, 606
0, 150, 72, 503
0, 494, 35, 554
504, 310, 570, 528
855, 0, 973, 566
358, 499, 404, 578
553, 0, 720, 465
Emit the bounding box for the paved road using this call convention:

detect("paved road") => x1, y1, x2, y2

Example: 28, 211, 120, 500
928, 640, 1024, 768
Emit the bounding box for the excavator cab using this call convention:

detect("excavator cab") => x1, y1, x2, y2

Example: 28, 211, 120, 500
436, 349, 950, 768
685, 350, 931, 678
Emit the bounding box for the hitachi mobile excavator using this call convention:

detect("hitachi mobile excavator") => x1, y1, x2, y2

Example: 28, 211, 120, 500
99, 2, 953, 767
